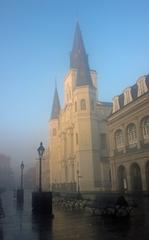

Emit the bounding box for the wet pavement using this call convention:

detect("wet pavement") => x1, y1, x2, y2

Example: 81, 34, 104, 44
0, 191, 149, 240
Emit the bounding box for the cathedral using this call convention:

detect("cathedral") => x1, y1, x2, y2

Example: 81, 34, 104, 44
48, 23, 112, 192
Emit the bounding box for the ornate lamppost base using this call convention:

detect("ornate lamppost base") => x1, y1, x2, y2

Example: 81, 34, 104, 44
32, 191, 53, 216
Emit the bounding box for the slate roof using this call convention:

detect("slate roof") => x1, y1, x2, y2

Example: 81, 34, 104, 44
70, 22, 93, 88
98, 101, 112, 106
115, 74, 149, 112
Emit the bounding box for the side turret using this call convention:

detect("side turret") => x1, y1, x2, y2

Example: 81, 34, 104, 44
49, 87, 61, 190
50, 87, 60, 120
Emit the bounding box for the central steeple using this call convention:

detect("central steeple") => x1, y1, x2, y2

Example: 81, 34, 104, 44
70, 22, 93, 87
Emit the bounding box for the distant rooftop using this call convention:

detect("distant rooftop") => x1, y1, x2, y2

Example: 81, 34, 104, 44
97, 101, 112, 106
112, 74, 149, 114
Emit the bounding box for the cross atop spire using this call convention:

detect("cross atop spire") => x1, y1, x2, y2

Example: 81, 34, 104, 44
70, 22, 93, 87
51, 87, 60, 120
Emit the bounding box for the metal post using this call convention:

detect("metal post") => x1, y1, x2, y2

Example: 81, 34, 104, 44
78, 174, 80, 193
37, 142, 45, 193
39, 157, 42, 192
77, 170, 80, 193
20, 161, 24, 190
21, 168, 23, 189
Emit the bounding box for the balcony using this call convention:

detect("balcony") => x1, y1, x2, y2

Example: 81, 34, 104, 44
114, 148, 124, 156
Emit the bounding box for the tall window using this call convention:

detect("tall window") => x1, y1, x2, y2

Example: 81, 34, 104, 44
71, 133, 74, 153
75, 101, 77, 112
76, 133, 78, 145
127, 123, 137, 145
142, 116, 149, 139
53, 128, 57, 136
100, 133, 106, 150
65, 166, 68, 182
115, 129, 124, 149
80, 99, 86, 110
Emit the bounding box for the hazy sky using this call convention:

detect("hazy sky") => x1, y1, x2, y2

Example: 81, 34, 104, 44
0, 0, 149, 171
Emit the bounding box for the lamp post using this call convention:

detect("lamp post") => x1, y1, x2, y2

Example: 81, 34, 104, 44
77, 170, 82, 193
17, 161, 24, 204
32, 142, 53, 216
20, 161, 24, 190
37, 142, 45, 192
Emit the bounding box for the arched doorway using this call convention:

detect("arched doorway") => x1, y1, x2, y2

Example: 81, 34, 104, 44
117, 165, 127, 192
145, 161, 149, 191
130, 163, 142, 191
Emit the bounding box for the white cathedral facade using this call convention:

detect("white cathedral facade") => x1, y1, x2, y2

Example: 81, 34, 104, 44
47, 23, 112, 192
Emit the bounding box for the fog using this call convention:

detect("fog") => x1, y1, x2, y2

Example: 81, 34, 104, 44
0, 125, 48, 173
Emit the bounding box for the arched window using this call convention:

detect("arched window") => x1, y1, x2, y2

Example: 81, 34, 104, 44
53, 128, 57, 136
75, 101, 77, 112
127, 123, 137, 145
76, 133, 78, 145
130, 163, 142, 191
80, 99, 86, 110
117, 165, 127, 192
142, 116, 149, 140
115, 129, 124, 149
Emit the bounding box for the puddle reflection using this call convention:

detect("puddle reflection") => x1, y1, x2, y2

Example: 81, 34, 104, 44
32, 214, 53, 240
0, 191, 149, 240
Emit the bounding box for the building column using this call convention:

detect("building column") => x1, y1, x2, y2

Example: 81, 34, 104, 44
122, 124, 126, 153
71, 161, 75, 182
136, 119, 141, 149
111, 161, 117, 191
140, 163, 147, 191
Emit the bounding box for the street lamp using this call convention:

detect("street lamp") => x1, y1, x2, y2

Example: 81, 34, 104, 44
20, 161, 24, 190
77, 170, 82, 193
17, 161, 24, 204
32, 142, 53, 216
37, 142, 45, 192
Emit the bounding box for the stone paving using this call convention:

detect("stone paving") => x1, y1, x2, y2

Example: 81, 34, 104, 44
0, 191, 149, 240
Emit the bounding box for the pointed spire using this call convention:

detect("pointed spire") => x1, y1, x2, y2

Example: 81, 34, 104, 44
70, 21, 85, 68
70, 22, 93, 87
51, 87, 60, 120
